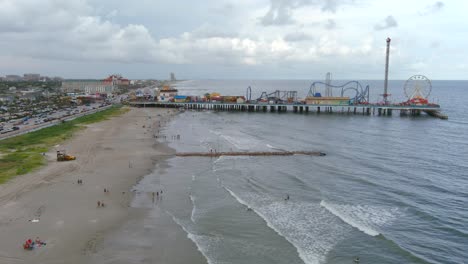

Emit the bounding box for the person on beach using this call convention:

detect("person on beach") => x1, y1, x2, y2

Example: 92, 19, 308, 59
285, 194, 290, 201
35, 237, 46, 246
23, 239, 33, 250
97, 201, 101, 207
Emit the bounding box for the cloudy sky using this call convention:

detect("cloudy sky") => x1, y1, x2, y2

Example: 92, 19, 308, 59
0, 0, 466, 79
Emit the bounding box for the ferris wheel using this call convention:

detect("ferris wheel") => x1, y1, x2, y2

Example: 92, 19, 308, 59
404, 75, 432, 100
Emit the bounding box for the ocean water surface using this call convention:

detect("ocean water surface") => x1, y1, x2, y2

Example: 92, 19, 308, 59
133, 80, 467, 264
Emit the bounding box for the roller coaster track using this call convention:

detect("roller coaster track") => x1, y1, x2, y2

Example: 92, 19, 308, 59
308, 81, 370, 104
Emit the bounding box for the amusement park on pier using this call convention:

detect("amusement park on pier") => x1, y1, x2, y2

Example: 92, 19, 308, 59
129, 38, 447, 120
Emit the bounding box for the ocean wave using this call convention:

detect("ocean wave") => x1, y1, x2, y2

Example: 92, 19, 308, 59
189, 194, 197, 223
220, 135, 248, 150
167, 212, 216, 264
213, 155, 250, 164
209, 129, 263, 151
320, 200, 401, 237
223, 187, 350, 264
224, 187, 251, 210
266, 144, 284, 151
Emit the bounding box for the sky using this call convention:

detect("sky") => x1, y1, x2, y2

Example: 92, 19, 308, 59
0, 0, 466, 80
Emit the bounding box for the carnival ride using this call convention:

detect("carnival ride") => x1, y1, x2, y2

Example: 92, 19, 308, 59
307, 81, 370, 104
403, 75, 432, 105
246, 86, 252, 102
256, 90, 298, 104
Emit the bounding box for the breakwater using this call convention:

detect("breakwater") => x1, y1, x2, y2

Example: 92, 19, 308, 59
175, 151, 326, 157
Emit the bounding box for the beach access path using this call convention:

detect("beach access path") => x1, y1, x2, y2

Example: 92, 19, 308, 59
0, 107, 176, 263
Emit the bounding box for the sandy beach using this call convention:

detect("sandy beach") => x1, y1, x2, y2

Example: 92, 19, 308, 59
0, 107, 202, 264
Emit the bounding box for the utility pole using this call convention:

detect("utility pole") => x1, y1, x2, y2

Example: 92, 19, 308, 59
383, 37, 391, 105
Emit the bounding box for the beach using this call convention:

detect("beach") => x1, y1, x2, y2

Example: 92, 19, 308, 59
0, 107, 204, 264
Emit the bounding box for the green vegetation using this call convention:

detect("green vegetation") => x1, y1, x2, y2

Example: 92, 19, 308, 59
0, 105, 129, 184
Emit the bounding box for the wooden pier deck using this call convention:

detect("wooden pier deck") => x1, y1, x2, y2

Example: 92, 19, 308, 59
176, 151, 326, 157
128, 101, 447, 119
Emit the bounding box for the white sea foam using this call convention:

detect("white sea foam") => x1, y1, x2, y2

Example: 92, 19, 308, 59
224, 187, 250, 210
168, 212, 217, 264
214, 155, 249, 164
209, 129, 262, 150
266, 144, 283, 150
213, 155, 229, 164
224, 187, 350, 264
220, 135, 246, 150
190, 194, 197, 223
320, 200, 401, 237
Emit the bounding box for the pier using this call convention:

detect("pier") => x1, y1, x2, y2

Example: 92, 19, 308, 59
129, 101, 446, 119
176, 151, 326, 157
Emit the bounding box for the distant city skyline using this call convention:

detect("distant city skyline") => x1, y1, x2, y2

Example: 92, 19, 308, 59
0, 0, 466, 80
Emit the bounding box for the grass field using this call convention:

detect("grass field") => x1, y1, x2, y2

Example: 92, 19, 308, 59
0, 105, 129, 184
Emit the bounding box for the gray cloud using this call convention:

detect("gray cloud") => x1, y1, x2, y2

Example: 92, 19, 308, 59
374, 16, 398, 30
321, 0, 356, 13
419, 1, 444, 15
324, 19, 336, 30
322, 0, 339, 12
284, 32, 313, 42
209, 3, 235, 16
259, 0, 355, 26
191, 24, 238, 39
429, 41, 440, 49
259, 0, 299, 26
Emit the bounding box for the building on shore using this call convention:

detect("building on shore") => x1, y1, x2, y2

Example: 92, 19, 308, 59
4, 75, 22, 82
23, 73, 41, 81
61, 75, 131, 94
61, 80, 115, 94
103, 74, 130, 86
158, 85, 178, 102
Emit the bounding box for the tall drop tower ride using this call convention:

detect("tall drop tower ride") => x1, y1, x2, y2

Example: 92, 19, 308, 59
383, 37, 391, 104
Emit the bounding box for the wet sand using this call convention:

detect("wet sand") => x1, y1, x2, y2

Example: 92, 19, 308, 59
0, 107, 203, 264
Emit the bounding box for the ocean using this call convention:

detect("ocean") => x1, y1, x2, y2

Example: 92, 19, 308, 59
114, 80, 467, 264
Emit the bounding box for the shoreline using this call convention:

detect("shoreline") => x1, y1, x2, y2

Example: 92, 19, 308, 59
0, 107, 181, 263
